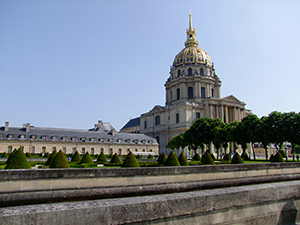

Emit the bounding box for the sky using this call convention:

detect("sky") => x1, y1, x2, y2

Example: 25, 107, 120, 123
1, 0, 300, 131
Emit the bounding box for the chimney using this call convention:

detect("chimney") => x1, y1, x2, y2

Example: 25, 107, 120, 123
111, 129, 115, 136
26, 123, 30, 132
98, 120, 103, 127
4, 122, 9, 131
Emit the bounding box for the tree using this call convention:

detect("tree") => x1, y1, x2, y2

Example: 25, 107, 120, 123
284, 112, 300, 161
212, 118, 225, 159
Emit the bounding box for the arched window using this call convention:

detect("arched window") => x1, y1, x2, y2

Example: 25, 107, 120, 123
201, 87, 206, 98
155, 116, 160, 125
211, 88, 214, 97
176, 113, 180, 123
188, 87, 194, 99
156, 136, 160, 144
210, 70, 212, 76
188, 68, 192, 76
177, 70, 181, 77
176, 88, 180, 100
200, 68, 204, 75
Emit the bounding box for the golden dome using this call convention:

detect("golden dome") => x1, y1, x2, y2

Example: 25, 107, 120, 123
172, 13, 213, 68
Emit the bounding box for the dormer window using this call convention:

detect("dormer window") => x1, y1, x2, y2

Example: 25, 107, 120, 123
41, 135, 47, 141
108, 139, 113, 143
133, 139, 138, 144
8, 134, 14, 140
125, 139, 130, 144
61, 136, 67, 141
90, 137, 95, 142
99, 138, 104, 143
80, 137, 86, 142
71, 137, 77, 142
51, 136, 57, 141
30, 135, 36, 140
19, 134, 25, 140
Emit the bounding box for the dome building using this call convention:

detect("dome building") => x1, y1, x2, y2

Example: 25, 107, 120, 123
121, 13, 251, 156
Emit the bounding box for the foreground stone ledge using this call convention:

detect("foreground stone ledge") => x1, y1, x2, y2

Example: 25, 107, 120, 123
1, 162, 300, 180
1, 181, 299, 225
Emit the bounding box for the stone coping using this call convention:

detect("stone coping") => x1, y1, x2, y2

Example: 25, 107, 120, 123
1, 180, 299, 224
1, 162, 300, 180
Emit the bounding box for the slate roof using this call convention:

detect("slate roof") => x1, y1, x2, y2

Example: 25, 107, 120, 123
0, 125, 158, 145
120, 117, 140, 130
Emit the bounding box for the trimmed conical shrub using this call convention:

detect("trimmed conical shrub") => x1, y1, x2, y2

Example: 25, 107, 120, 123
269, 154, 274, 162
122, 152, 140, 167
163, 151, 181, 166
6, 148, 18, 165
43, 152, 50, 158
5, 148, 31, 169
147, 154, 153, 159
231, 152, 243, 164
25, 152, 31, 158
71, 151, 81, 162
1, 152, 8, 158
45, 150, 57, 166
79, 152, 93, 164
110, 153, 122, 164
193, 153, 201, 161
108, 153, 113, 159
202, 152, 215, 165
279, 150, 287, 158
210, 153, 216, 160
178, 152, 188, 166
223, 154, 231, 161
157, 153, 167, 164
97, 152, 107, 163
241, 150, 249, 160
50, 150, 69, 168
136, 154, 142, 159
271, 152, 285, 162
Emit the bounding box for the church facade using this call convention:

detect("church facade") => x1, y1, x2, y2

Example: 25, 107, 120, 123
121, 14, 251, 156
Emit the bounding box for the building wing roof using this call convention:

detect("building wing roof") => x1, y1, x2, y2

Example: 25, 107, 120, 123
120, 117, 140, 130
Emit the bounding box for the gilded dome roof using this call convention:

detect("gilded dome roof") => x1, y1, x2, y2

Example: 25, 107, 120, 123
172, 13, 213, 68
172, 46, 212, 68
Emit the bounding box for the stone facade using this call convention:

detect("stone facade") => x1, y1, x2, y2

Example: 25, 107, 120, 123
121, 13, 251, 155
0, 121, 159, 155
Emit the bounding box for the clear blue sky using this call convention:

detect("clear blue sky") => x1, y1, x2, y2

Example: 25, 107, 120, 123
1, 1, 300, 131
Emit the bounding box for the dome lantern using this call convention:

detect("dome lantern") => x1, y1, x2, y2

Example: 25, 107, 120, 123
184, 11, 198, 47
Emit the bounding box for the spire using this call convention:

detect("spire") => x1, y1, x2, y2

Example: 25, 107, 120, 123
185, 11, 198, 47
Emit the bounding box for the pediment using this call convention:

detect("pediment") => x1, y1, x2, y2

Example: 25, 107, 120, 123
149, 105, 165, 113
222, 95, 243, 103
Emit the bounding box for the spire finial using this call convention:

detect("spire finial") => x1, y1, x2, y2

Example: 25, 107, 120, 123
189, 10, 192, 29
185, 10, 198, 47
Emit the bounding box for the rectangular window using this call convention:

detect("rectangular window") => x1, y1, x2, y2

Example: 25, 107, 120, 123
188, 87, 193, 99
176, 88, 180, 100
72, 147, 76, 153
176, 113, 180, 123
144, 120, 147, 129
170, 91, 173, 101
63, 147, 66, 154
101, 148, 104, 153
118, 149, 122, 155
42, 146, 46, 154
196, 112, 200, 119
211, 88, 214, 97
201, 87, 206, 98
31, 146, 35, 154
91, 148, 95, 155
52, 147, 56, 151
81, 148, 85, 154
8, 146, 12, 153
155, 116, 160, 125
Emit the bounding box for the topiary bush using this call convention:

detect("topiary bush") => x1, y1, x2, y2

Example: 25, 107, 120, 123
210, 153, 216, 160
50, 150, 69, 168
79, 152, 94, 164
279, 150, 287, 158
97, 152, 107, 163
1, 152, 8, 158
108, 153, 113, 159
71, 151, 81, 162
223, 154, 231, 161
271, 152, 285, 163
45, 150, 57, 166
136, 154, 142, 159
147, 154, 153, 159
163, 151, 181, 166
6, 148, 17, 165
192, 153, 201, 161
110, 153, 122, 164
202, 152, 215, 165
157, 153, 167, 164
43, 152, 50, 158
178, 152, 188, 166
5, 148, 31, 169
122, 151, 140, 167
241, 150, 249, 160
25, 152, 31, 158
231, 152, 244, 164
269, 154, 274, 162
